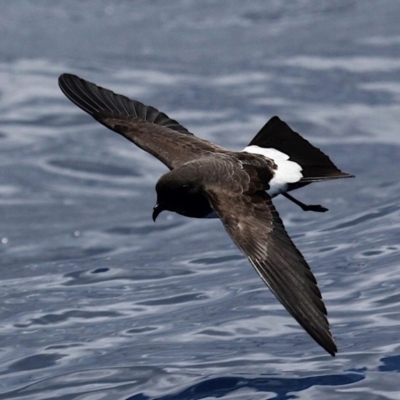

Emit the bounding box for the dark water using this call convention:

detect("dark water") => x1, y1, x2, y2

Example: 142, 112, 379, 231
1, 1, 400, 399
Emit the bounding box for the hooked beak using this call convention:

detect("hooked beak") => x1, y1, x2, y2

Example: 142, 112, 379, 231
152, 203, 164, 222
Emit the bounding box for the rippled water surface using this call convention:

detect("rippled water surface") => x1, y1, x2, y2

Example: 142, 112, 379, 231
1, 1, 400, 399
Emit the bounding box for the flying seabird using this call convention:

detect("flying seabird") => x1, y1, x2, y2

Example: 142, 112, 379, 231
58, 73, 354, 356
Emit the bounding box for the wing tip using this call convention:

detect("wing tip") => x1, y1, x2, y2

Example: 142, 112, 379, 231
58, 72, 79, 90
325, 340, 338, 357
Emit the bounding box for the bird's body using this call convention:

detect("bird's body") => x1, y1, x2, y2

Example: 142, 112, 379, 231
59, 73, 354, 356
154, 153, 273, 219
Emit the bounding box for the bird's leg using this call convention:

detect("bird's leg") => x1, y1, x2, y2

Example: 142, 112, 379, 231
282, 193, 328, 213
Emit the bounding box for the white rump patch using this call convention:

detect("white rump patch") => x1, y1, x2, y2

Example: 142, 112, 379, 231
242, 145, 303, 197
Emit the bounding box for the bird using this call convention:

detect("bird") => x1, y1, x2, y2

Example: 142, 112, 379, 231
58, 73, 354, 356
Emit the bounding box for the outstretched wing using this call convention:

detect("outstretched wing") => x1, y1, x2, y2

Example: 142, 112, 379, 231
204, 185, 337, 356
58, 73, 224, 169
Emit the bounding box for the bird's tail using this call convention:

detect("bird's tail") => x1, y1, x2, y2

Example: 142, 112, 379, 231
247, 116, 354, 183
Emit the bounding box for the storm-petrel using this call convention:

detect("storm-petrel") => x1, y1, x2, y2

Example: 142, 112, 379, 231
59, 73, 353, 356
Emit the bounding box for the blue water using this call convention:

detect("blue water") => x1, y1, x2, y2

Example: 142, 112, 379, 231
0, 1, 400, 399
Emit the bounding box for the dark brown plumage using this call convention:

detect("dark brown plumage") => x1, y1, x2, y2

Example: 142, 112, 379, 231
59, 73, 354, 356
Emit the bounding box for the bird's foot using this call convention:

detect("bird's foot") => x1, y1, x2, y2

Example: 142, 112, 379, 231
302, 204, 328, 213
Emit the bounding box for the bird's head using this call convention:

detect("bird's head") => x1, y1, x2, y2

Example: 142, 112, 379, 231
152, 170, 199, 222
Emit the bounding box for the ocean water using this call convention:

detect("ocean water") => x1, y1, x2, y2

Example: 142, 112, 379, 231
0, 1, 400, 399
